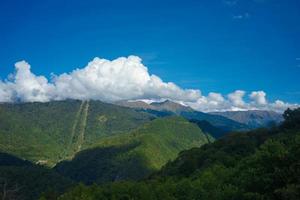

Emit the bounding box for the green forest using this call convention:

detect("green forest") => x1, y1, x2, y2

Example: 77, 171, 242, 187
0, 101, 299, 200
52, 108, 300, 200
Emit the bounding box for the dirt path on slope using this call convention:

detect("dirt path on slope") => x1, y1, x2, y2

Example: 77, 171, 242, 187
68, 101, 84, 151
76, 100, 89, 152
57, 100, 90, 163
59, 101, 86, 161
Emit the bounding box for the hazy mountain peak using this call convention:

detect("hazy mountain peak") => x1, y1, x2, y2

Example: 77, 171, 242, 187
211, 110, 284, 128
116, 100, 153, 109
117, 99, 193, 114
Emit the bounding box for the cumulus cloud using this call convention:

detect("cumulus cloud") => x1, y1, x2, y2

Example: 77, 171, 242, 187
52, 56, 201, 102
228, 90, 246, 107
250, 91, 267, 105
0, 61, 55, 102
0, 56, 201, 103
0, 56, 298, 113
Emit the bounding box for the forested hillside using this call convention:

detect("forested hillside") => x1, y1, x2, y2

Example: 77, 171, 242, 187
0, 152, 73, 200
0, 100, 153, 166
56, 108, 300, 200
55, 116, 210, 184
0, 101, 211, 199
1, 100, 299, 200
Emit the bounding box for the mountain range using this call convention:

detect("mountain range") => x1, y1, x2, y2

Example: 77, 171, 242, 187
0, 99, 289, 199
211, 110, 283, 128
116, 100, 283, 132
116, 100, 193, 113
52, 107, 300, 200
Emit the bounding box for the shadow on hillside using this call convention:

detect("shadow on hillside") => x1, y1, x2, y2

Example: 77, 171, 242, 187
54, 142, 152, 184
0, 152, 32, 167
0, 152, 73, 200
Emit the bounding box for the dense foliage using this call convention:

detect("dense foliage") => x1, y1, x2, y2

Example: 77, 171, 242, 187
0, 100, 153, 166
0, 101, 210, 199
1, 100, 299, 200
55, 116, 210, 184
56, 108, 300, 200
0, 153, 73, 200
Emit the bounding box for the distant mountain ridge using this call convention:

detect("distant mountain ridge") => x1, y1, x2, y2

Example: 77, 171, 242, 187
116, 100, 193, 113
211, 110, 284, 128
116, 100, 249, 136
149, 100, 194, 113
117, 100, 284, 131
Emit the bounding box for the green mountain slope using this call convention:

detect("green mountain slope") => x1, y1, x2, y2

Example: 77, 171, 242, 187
56, 108, 300, 200
117, 100, 249, 134
0, 100, 82, 166
54, 116, 210, 184
0, 100, 153, 166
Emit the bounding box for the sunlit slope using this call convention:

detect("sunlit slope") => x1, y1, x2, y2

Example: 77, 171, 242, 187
0, 100, 153, 166
55, 116, 210, 183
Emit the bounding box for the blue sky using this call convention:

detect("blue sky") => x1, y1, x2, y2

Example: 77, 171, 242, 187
0, 0, 300, 105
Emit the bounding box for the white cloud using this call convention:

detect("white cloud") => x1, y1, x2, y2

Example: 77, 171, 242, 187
250, 91, 267, 105
0, 61, 55, 102
0, 56, 298, 113
268, 100, 298, 113
187, 95, 224, 113
0, 56, 201, 103
228, 90, 246, 107
52, 56, 201, 102
0, 81, 13, 102
13, 61, 55, 102
208, 92, 225, 103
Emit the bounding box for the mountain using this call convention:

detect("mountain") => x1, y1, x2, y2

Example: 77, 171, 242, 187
211, 110, 284, 128
116, 100, 154, 110
56, 108, 300, 200
180, 111, 248, 133
54, 116, 211, 184
0, 100, 212, 199
0, 100, 154, 166
117, 100, 249, 135
149, 100, 194, 113
0, 100, 213, 188
116, 100, 193, 113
